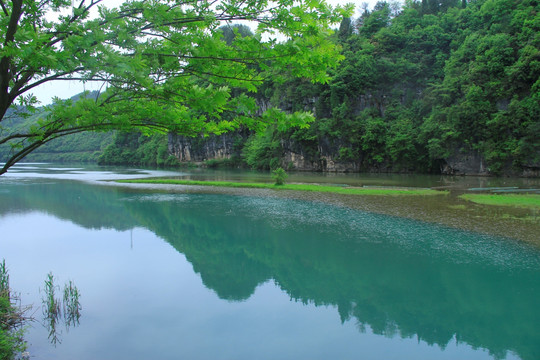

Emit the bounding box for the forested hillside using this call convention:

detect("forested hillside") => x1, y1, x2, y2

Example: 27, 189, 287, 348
0, 93, 113, 164
21, 0, 540, 175
244, 0, 539, 175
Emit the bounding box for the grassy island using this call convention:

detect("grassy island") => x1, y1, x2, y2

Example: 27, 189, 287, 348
116, 179, 447, 196
459, 193, 540, 210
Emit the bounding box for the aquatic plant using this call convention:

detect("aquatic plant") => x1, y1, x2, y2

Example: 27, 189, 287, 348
42, 274, 82, 345
42, 273, 62, 345
63, 280, 81, 328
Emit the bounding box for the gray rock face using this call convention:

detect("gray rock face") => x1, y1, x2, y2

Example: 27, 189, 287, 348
280, 144, 359, 172
442, 150, 489, 176
168, 134, 539, 177
168, 133, 241, 162
441, 148, 540, 177
521, 158, 540, 177
168, 132, 358, 171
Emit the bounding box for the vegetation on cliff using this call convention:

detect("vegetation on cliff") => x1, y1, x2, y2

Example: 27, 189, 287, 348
248, 0, 539, 174
3, 0, 538, 176
100, 0, 539, 176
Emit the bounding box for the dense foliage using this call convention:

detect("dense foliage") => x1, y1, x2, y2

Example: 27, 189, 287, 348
242, 0, 540, 174
98, 132, 177, 167
0, 0, 351, 174
8, 0, 539, 176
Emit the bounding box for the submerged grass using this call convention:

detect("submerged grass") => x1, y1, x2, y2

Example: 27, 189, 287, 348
460, 193, 540, 209
117, 179, 446, 196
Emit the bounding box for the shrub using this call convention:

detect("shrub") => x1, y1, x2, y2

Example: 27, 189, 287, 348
272, 167, 288, 185
243, 127, 282, 170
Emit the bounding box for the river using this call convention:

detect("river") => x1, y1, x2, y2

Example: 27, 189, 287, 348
0, 164, 539, 360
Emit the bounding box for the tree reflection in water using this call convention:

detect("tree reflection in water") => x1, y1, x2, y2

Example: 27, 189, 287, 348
1, 180, 539, 360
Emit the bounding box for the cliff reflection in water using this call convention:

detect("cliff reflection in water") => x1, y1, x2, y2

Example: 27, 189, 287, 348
1, 180, 539, 360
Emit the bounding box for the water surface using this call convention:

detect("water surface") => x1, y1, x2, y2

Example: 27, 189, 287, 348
1, 164, 539, 360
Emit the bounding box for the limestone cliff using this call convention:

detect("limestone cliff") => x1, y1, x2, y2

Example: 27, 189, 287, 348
168, 133, 246, 163
167, 132, 539, 177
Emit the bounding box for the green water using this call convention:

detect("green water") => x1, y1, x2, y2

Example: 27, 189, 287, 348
1, 165, 539, 359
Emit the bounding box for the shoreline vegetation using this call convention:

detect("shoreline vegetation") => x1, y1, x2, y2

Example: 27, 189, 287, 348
1, 259, 82, 359
1, 260, 28, 360
117, 179, 447, 196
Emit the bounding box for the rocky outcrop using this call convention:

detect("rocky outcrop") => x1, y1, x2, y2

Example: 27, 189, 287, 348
168, 131, 359, 171
280, 138, 359, 172
441, 150, 489, 176
440, 148, 540, 177
282, 151, 360, 172
518, 157, 540, 177
168, 133, 245, 163
168, 134, 539, 177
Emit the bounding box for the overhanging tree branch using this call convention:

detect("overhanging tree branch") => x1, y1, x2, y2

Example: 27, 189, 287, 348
0, 0, 350, 174
0, 0, 8, 17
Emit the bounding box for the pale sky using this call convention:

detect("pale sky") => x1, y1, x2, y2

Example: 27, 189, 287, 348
30, 0, 383, 105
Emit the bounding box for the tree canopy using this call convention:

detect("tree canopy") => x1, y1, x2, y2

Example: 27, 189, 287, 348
237, 0, 539, 175
0, 0, 352, 174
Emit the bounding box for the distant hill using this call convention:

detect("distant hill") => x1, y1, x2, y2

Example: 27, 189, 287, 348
0, 91, 113, 164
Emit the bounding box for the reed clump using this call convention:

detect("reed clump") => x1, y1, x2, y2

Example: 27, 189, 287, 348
42, 273, 82, 345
